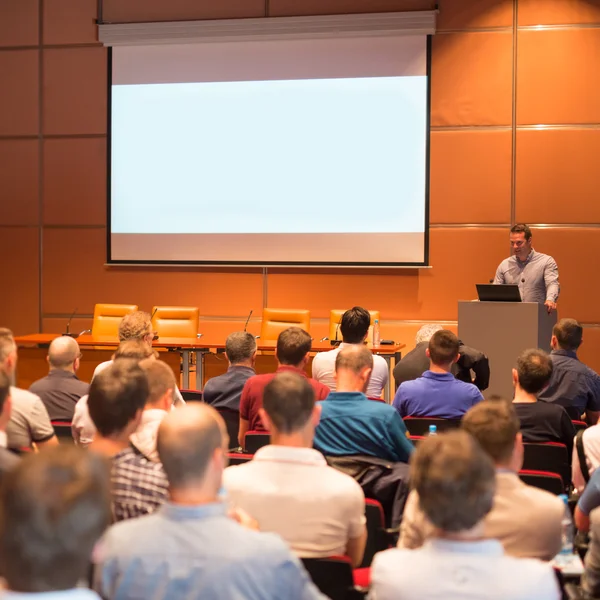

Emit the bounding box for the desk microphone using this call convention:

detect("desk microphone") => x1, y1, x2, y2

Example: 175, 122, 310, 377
243, 310, 253, 332
150, 308, 159, 340
62, 308, 79, 337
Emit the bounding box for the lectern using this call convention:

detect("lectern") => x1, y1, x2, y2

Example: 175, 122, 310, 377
458, 301, 557, 399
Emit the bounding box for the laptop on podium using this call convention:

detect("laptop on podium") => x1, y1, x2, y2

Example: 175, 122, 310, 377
476, 284, 522, 302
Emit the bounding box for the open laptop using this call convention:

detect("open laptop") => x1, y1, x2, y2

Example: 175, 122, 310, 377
476, 283, 522, 302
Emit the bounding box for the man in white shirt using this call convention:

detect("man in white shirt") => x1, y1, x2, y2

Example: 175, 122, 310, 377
224, 371, 367, 566
370, 430, 559, 600
574, 422, 600, 493
311, 306, 388, 398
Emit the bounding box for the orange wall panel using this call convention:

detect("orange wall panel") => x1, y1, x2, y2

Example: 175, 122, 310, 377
43, 138, 107, 226
437, 0, 513, 30
0, 140, 39, 226
518, 0, 600, 26
0, 0, 39, 47
516, 128, 600, 224
517, 29, 600, 125
578, 327, 600, 376
430, 129, 512, 224
42, 317, 93, 335
269, 0, 434, 16
43, 0, 100, 45
431, 32, 513, 126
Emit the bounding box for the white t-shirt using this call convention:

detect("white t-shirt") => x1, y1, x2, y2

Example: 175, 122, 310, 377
573, 424, 600, 493
223, 445, 366, 558
311, 343, 389, 398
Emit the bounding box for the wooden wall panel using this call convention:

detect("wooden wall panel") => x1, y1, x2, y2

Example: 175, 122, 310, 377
43, 0, 99, 45
578, 327, 600, 376
269, 0, 434, 17
518, 0, 600, 25
516, 129, 600, 224
431, 32, 513, 126
0, 140, 39, 225
437, 0, 513, 30
430, 130, 512, 224
42, 317, 93, 335
0, 0, 39, 47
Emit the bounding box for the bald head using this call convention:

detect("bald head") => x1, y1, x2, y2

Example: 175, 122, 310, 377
157, 404, 226, 490
48, 336, 80, 371
335, 345, 374, 394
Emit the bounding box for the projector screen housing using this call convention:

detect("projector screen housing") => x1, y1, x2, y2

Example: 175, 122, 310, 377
106, 29, 432, 267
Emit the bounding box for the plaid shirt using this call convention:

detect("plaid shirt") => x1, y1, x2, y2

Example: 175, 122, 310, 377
111, 445, 169, 522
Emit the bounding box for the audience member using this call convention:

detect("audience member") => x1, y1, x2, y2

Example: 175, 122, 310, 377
0, 368, 20, 478
512, 349, 575, 458
314, 345, 413, 463
399, 400, 563, 560
88, 359, 168, 521
224, 371, 367, 566
239, 327, 329, 446
575, 466, 600, 533
393, 324, 490, 390
94, 403, 325, 600
371, 431, 560, 600
0, 446, 110, 600
393, 330, 483, 419
202, 331, 257, 411
312, 306, 388, 398
29, 336, 89, 422
573, 417, 600, 493
538, 318, 600, 424
0, 328, 58, 450
581, 507, 600, 597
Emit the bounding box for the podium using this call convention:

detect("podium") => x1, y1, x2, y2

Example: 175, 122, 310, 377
458, 301, 557, 400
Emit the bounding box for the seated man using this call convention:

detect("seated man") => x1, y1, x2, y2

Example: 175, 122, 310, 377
202, 331, 257, 411
572, 417, 600, 493
512, 348, 576, 458
29, 336, 89, 422
371, 431, 560, 600
314, 345, 413, 463
538, 318, 600, 424
224, 371, 367, 566
393, 324, 490, 391
312, 306, 388, 398
0, 446, 110, 600
94, 404, 325, 600
0, 328, 58, 450
400, 400, 563, 560
0, 368, 21, 479
88, 359, 168, 521
393, 330, 483, 419
239, 327, 329, 446
581, 507, 600, 597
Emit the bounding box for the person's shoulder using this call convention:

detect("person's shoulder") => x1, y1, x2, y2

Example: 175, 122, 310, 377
372, 547, 413, 575
518, 478, 563, 513
0, 447, 20, 470
222, 461, 255, 489
28, 375, 49, 392
498, 552, 557, 584
9, 386, 42, 407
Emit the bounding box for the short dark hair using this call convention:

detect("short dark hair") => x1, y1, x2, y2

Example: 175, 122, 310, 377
0, 446, 110, 592
335, 344, 373, 374
263, 372, 315, 434
340, 307, 371, 344
0, 367, 10, 414
88, 360, 148, 437
553, 318, 583, 352
225, 331, 257, 364
428, 330, 460, 365
276, 327, 312, 366
510, 223, 532, 240
411, 430, 495, 533
516, 348, 553, 394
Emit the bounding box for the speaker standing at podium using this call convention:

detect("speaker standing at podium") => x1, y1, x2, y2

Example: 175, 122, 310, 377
493, 223, 560, 313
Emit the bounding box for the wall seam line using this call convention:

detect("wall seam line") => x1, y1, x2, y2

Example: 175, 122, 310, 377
37, 0, 44, 333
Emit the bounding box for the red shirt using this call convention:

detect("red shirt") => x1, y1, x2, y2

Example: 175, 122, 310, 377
240, 365, 330, 431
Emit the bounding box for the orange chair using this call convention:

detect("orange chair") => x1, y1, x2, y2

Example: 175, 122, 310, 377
260, 308, 310, 342
91, 303, 138, 337
151, 306, 199, 339
328, 309, 380, 342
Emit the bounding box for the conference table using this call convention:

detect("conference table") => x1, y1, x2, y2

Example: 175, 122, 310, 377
14, 334, 405, 401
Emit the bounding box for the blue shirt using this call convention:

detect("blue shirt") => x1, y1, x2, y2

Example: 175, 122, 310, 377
202, 365, 255, 411
314, 392, 414, 463
393, 371, 483, 419
578, 468, 600, 516
95, 502, 324, 600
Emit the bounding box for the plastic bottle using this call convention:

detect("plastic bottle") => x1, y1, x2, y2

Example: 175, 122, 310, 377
428, 425, 437, 436
556, 493, 574, 565
373, 319, 381, 346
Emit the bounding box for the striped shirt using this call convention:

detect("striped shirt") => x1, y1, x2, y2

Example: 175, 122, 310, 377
111, 445, 169, 522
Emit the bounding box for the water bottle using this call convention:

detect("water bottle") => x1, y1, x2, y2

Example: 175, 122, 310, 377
556, 494, 574, 565
373, 319, 381, 346
428, 425, 437, 436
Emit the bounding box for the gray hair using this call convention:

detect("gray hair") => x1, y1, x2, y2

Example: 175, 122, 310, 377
415, 324, 443, 345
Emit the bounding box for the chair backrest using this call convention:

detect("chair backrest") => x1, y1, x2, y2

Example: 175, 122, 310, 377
301, 556, 359, 600
260, 308, 311, 342
214, 408, 241, 451
361, 499, 389, 568
522, 442, 570, 491
519, 469, 564, 495
328, 309, 380, 342
151, 306, 199, 338
51, 421, 73, 444
226, 453, 253, 466
403, 417, 462, 436
409, 435, 424, 446
244, 431, 270, 454
91, 303, 138, 337
572, 420, 587, 432
180, 389, 203, 402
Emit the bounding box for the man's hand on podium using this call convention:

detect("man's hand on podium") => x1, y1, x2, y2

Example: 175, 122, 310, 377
545, 300, 557, 314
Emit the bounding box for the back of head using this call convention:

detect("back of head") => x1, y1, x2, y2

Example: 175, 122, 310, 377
114, 339, 156, 361
462, 399, 519, 465
0, 328, 16, 364
516, 348, 553, 394
411, 430, 495, 533
48, 336, 80, 369
0, 446, 110, 592
118, 311, 152, 342
139, 358, 176, 407
340, 307, 371, 344
335, 344, 374, 374
553, 318, 583, 352
276, 327, 312, 366
428, 330, 460, 366
157, 403, 225, 489
225, 331, 257, 365
88, 360, 148, 437
0, 367, 10, 415
263, 371, 315, 434
415, 324, 443, 345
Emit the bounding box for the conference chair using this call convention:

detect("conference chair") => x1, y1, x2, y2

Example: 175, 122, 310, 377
328, 309, 380, 343
244, 431, 270, 454
519, 469, 564, 495
226, 453, 253, 466
522, 442, 570, 492
151, 306, 199, 338
260, 308, 311, 342
180, 389, 203, 402
572, 420, 587, 433
360, 499, 390, 569
91, 303, 138, 337
51, 420, 74, 444
403, 417, 462, 436
214, 408, 241, 451
301, 556, 365, 600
